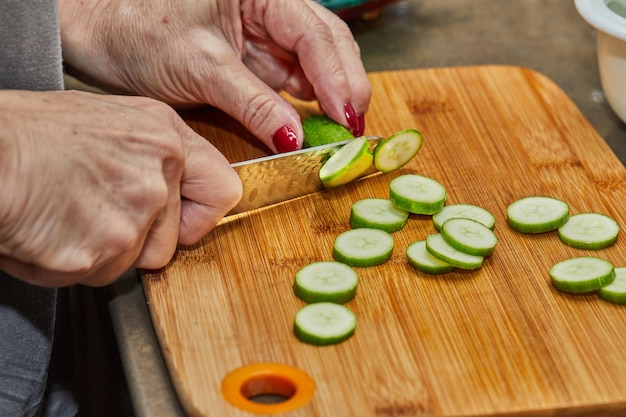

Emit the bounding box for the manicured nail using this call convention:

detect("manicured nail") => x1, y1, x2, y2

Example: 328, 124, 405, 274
344, 102, 363, 137
272, 125, 299, 153
356, 112, 365, 137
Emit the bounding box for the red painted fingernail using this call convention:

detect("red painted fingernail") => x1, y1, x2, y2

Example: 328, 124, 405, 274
272, 125, 299, 153
344, 102, 362, 137
356, 112, 365, 137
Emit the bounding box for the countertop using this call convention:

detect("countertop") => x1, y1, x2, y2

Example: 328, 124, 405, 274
103, 1, 626, 416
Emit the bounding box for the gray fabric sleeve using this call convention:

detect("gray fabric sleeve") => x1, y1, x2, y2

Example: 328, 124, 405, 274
1, 0, 67, 416
0, 0, 64, 90
0, 272, 57, 417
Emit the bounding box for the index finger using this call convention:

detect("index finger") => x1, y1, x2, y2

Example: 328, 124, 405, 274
308, 2, 372, 117
175, 122, 243, 245
243, 0, 371, 134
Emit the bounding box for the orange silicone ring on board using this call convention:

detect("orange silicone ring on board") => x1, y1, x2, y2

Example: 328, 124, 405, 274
221, 363, 315, 414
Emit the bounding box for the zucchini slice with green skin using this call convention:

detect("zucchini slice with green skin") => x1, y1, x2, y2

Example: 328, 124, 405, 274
599, 266, 626, 305
294, 261, 358, 304
549, 256, 615, 293
441, 217, 498, 257
333, 228, 394, 267
432, 204, 496, 231
406, 240, 455, 275
293, 302, 356, 346
319, 136, 373, 188
373, 129, 423, 173
389, 174, 446, 215
425, 233, 484, 270
350, 198, 409, 233
558, 212, 620, 250
507, 196, 569, 233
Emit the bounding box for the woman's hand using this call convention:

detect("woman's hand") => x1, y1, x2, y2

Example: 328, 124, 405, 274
0, 90, 242, 287
59, 0, 371, 153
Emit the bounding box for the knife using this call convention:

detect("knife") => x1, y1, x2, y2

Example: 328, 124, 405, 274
228, 136, 383, 215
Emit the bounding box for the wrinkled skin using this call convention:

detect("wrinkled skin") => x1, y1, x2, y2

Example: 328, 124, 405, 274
0, 0, 371, 287
59, 0, 372, 151
0, 90, 242, 287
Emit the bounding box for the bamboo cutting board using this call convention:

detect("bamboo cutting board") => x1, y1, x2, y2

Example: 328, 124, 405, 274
142, 66, 626, 417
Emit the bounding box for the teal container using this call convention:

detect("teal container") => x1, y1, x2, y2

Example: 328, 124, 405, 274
316, 0, 372, 11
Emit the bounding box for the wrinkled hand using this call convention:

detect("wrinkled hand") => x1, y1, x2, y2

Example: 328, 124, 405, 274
59, 0, 371, 153
0, 90, 242, 287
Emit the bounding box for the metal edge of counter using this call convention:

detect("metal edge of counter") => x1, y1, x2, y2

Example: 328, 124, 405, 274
107, 269, 186, 417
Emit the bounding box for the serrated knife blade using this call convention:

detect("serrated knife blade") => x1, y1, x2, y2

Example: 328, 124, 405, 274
228, 136, 383, 215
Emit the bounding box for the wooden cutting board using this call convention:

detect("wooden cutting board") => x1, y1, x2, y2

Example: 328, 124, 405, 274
142, 66, 626, 417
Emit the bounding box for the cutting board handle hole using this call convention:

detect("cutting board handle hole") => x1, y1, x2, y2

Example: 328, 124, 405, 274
242, 375, 295, 403
221, 363, 315, 413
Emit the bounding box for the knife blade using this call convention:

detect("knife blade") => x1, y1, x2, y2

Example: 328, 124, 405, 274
228, 136, 383, 215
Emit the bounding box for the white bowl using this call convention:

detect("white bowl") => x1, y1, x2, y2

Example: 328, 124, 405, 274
575, 0, 626, 124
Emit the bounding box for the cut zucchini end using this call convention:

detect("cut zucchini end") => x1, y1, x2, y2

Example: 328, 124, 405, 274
373, 129, 423, 173
319, 136, 373, 188
302, 114, 354, 148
